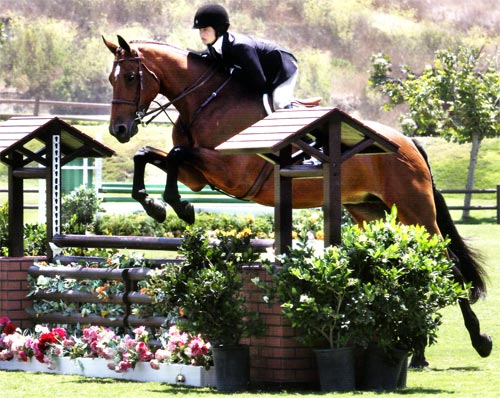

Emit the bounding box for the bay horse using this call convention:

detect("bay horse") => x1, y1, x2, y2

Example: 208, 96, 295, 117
103, 35, 491, 366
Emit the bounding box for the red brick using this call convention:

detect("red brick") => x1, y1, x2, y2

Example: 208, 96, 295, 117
1, 300, 22, 310
262, 314, 283, 326
3, 291, 28, 300
5, 271, 28, 281
0, 262, 21, 271
3, 281, 21, 290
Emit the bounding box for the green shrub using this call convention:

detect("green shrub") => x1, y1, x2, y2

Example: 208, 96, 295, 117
62, 186, 103, 234
23, 223, 46, 256
0, 202, 9, 256
144, 228, 263, 346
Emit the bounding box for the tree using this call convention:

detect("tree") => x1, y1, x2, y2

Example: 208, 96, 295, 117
0, 17, 76, 99
369, 47, 500, 220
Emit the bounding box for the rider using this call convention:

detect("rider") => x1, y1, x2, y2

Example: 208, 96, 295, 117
193, 3, 299, 111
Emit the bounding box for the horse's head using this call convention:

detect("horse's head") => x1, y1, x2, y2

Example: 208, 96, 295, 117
103, 35, 160, 143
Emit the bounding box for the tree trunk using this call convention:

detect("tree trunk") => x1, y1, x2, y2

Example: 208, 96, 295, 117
461, 132, 481, 221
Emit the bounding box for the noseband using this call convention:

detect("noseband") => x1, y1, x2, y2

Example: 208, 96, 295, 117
111, 50, 232, 127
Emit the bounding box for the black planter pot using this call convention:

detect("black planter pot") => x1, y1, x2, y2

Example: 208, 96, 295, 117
359, 344, 408, 391
314, 346, 357, 392
212, 345, 250, 392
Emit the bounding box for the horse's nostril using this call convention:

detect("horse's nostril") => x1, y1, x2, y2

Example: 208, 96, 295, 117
109, 124, 131, 143
117, 124, 127, 136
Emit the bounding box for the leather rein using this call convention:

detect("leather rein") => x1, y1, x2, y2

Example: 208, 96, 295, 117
111, 50, 232, 129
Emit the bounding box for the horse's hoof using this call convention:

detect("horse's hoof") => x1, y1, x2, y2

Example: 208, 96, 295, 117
409, 355, 429, 368
474, 333, 493, 358
178, 201, 195, 225
143, 197, 167, 223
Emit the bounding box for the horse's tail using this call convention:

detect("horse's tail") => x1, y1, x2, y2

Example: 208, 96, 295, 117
412, 138, 488, 303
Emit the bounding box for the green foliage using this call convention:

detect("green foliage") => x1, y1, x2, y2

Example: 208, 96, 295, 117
294, 48, 335, 102
0, 17, 76, 99
257, 234, 373, 349
369, 47, 500, 142
0, 202, 46, 256
28, 253, 153, 330
369, 47, 500, 219
144, 228, 263, 346
61, 186, 103, 234
257, 206, 468, 354
342, 206, 469, 352
23, 223, 46, 256
0, 202, 9, 256
2, 0, 493, 114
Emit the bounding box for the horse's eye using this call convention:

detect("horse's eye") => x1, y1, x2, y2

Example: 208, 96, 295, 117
126, 73, 136, 82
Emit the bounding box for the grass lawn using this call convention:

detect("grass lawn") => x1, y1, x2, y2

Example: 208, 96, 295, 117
1, 224, 499, 397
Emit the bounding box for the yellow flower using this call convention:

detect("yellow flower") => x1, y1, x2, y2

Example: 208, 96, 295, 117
237, 228, 252, 238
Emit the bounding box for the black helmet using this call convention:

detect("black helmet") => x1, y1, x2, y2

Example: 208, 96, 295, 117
193, 3, 230, 33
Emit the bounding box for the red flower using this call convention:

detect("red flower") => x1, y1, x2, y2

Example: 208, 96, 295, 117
37, 332, 57, 353
3, 322, 16, 335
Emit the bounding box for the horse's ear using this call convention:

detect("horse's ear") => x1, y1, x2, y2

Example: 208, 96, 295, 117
117, 35, 131, 54
102, 35, 118, 54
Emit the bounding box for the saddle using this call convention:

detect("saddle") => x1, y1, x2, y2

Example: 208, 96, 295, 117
291, 97, 323, 108
263, 94, 322, 115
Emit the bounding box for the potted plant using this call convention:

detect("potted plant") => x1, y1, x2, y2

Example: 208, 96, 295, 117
145, 227, 263, 392
256, 206, 469, 392
256, 235, 373, 392
342, 206, 470, 390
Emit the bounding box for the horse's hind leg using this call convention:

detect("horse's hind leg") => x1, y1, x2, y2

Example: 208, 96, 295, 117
458, 297, 493, 357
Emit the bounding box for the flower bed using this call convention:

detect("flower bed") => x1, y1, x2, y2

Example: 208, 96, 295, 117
0, 357, 216, 386
0, 317, 214, 387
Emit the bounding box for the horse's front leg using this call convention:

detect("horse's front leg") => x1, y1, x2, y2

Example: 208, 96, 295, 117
131, 146, 170, 222
162, 145, 195, 224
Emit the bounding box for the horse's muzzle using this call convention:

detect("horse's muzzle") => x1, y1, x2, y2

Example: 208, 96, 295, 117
109, 120, 138, 143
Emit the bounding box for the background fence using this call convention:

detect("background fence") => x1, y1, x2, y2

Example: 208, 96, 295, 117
0, 97, 178, 122
2, 185, 499, 222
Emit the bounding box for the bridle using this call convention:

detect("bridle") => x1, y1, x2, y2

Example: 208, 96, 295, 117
111, 50, 232, 128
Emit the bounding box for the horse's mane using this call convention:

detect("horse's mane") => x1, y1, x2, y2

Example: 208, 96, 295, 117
129, 39, 206, 60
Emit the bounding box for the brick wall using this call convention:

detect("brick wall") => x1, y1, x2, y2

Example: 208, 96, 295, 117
241, 265, 318, 388
0, 256, 43, 329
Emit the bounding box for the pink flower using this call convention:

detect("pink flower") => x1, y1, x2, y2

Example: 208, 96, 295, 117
149, 359, 160, 370
154, 348, 171, 361
133, 326, 148, 340
17, 350, 28, 362
136, 341, 152, 361
115, 360, 132, 373
189, 337, 209, 357
0, 349, 14, 360
51, 327, 66, 339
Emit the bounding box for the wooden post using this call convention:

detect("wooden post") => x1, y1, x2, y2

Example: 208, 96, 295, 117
8, 153, 24, 257
323, 116, 342, 246
497, 184, 500, 225
274, 146, 293, 256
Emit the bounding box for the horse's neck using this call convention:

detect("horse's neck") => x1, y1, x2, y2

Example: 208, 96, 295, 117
143, 43, 264, 145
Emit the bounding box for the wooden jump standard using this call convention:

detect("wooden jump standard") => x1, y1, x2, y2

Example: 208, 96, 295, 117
216, 107, 399, 254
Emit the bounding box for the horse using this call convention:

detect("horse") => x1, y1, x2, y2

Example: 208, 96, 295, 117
103, 35, 492, 367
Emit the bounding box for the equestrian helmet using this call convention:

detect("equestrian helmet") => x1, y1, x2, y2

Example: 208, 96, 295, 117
193, 3, 230, 33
